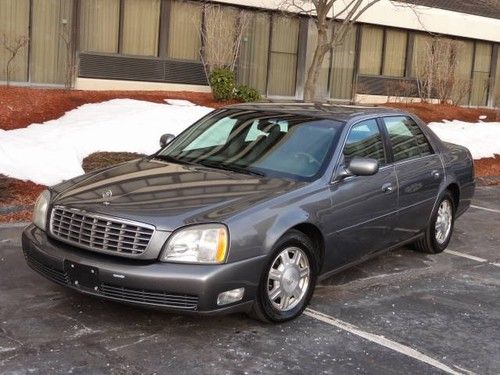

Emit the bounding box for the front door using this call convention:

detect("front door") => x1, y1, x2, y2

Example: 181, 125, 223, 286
323, 119, 399, 271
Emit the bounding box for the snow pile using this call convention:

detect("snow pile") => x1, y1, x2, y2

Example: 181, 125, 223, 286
0, 99, 213, 186
428, 120, 500, 160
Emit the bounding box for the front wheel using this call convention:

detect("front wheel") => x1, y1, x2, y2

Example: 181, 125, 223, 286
250, 230, 318, 323
412, 191, 455, 254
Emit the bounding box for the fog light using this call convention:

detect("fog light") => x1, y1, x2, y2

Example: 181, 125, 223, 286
217, 287, 244, 306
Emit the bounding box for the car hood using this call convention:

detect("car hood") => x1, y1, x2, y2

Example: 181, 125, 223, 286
51, 158, 304, 231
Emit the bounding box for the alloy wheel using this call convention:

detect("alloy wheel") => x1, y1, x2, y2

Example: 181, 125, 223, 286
266, 247, 310, 311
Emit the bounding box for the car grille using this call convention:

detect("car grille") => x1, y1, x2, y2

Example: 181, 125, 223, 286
100, 284, 199, 310
50, 206, 155, 256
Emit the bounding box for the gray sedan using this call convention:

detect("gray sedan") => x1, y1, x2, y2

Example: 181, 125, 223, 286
22, 104, 475, 322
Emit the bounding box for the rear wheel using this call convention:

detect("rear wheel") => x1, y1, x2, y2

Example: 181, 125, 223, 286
412, 191, 455, 254
250, 230, 318, 323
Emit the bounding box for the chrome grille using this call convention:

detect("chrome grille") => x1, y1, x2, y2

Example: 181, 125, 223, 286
50, 206, 154, 256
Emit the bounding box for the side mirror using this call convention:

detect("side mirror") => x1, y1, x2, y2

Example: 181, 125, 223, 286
338, 156, 379, 180
160, 133, 175, 148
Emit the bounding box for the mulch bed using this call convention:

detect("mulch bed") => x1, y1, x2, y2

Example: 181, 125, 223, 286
0, 86, 236, 131
384, 102, 499, 123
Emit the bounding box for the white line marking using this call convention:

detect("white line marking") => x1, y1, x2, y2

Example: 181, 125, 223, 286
305, 308, 470, 375
470, 205, 500, 214
444, 250, 488, 263
490, 263, 500, 268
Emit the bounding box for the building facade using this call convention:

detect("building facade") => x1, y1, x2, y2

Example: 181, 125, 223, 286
0, 0, 499, 107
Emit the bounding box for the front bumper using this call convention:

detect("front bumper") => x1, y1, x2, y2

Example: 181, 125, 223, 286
22, 225, 266, 315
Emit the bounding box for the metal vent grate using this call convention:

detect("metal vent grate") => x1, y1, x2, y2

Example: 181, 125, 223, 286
50, 206, 154, 256
79, 53, 208, 85
100, 284, 199, 310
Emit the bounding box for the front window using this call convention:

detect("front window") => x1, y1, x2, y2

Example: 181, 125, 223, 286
157, 109, 343, 181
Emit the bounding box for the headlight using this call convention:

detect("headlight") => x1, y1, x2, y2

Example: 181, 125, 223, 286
33, 190, 51, 230
161, 224, 228, 264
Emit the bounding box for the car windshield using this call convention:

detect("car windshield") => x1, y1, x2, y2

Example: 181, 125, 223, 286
157, 109, 343, 181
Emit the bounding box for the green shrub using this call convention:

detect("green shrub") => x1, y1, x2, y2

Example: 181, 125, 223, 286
209, 68, 236, 101
235, 85, 262, 103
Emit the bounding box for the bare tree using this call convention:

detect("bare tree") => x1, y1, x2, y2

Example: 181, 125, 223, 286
200, 4, 249, 74
1, 33, 29, 86
282, 0, 385, 101
415, 37, 472, 105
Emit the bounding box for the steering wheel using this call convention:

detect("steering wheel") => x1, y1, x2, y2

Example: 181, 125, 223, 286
294, 152, 321, 167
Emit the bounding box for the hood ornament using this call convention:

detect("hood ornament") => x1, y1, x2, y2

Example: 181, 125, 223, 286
102, 189, 113, 205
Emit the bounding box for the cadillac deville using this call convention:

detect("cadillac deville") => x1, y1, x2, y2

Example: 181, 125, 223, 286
22, 103, 475, 322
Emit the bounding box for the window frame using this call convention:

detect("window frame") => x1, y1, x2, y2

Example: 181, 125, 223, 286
379, 115, 435, 164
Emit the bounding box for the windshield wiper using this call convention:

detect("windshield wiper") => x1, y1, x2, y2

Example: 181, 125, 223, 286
197, 160, 265, 177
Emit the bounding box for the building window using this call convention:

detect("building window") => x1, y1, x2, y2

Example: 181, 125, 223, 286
121, 0, 160, 56
80, 0, 120, 53
470, 42, 492, 106
330, 24, 357, 100
267, 15, 300, 97
495, 48, 500, 108
238, 11, 271, 93
0, 0, 30, 82
382, 30, 407, 77
359, 25, 383, 76
410, 33, 432, 78
31, 0, 74, 84
204, 5, 240, 68
167, 1, 203, 61
453, 40, 474, 105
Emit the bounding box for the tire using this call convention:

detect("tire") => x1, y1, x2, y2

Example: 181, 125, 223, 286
412, 191, 455, 254
250, 230, 319, 323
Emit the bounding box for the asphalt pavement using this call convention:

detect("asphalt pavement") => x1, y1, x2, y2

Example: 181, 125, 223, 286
0, 186, 499, 374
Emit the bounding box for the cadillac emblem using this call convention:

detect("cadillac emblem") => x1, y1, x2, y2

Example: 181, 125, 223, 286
102, 189, 113, 205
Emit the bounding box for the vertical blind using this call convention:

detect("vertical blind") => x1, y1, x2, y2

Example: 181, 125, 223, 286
470, 42, 492, 106
495, 51, 500, 107
31, 0, 74, 84
267, 15, 299, 96
453, 40, 474, 105
383, 30, 407, 77
359, 25, 383, 75
80, 0, 120, 53
167, 1, 202, 60
330, 25, 357, 100
0, 0, 30, 82
122, 0, 160, 56
410, 34, 432, 77
238, 12, 270, 93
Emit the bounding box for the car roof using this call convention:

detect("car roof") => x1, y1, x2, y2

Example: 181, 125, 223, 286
225, 102, 409, 123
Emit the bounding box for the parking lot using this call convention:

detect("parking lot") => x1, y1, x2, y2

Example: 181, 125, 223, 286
0, 186, 499, 375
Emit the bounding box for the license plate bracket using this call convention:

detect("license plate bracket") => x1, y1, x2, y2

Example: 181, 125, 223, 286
65, 261, 99, 291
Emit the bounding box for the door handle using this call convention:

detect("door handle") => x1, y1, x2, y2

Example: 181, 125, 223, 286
431, 170, 441, 180
382, 183, 394, 193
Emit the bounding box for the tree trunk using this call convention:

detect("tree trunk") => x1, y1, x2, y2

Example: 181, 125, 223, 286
303, 26, 329, 102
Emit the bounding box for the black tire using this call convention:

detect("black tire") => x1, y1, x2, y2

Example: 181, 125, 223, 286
412, 191, 455, 254
250, 229, 319, 323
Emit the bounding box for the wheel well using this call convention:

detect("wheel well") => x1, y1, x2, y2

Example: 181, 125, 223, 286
446, 183, 460, 209
291, 223, 325, 270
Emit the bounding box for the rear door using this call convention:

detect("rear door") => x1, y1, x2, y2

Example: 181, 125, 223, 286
324, 119, 399, 270
381, 116, 444, 242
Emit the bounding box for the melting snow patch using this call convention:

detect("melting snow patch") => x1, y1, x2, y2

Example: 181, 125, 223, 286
427, 120, 500, 160
0, 99, 213, 185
